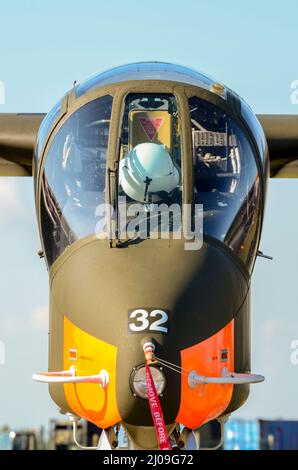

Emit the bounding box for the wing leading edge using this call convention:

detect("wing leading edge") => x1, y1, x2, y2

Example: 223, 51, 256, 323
0, 113, 45, 176
257, 115, 298, 178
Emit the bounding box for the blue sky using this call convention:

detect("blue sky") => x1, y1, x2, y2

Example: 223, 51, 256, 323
0, 0, 298, 430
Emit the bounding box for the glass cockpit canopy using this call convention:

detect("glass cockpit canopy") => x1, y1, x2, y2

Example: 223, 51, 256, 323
188, 96, 261, 269
40, 95, 113, 266
76, 62, 226, 98
40, 87, 261, 270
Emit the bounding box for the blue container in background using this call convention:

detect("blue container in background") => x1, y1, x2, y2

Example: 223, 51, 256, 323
224, 419, 259, 450
0, 432, 12, 450
259, 420, 298, 450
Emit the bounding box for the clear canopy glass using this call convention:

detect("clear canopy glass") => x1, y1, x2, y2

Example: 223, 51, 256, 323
76, 62, 223, 97
189, 96, 261, 267
40, 95, 113, 266
39, 89, 261, 270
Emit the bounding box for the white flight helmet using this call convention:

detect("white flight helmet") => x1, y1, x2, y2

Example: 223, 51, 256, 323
119, 142, 180, 203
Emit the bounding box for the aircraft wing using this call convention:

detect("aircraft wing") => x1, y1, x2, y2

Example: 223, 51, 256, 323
0, 113, 45, 176
257, 115, 298, 177
0, 113, 297, 178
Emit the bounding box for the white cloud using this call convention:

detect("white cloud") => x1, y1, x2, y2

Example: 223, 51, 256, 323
30, 306, 48, 331
254, 319, 285, 375
0, 306, 48, 341
0, 340, 5, 365
0, 179, 24, 223
2, 318, 21, 337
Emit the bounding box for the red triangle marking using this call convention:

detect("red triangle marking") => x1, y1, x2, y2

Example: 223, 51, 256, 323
139, 117, 165, 141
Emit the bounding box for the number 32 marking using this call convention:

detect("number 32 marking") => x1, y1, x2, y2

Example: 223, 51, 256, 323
128, 309, 169, 334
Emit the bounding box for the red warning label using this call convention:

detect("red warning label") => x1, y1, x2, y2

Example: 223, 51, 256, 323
139, 117, 164, 141
69, 349, 77, 361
